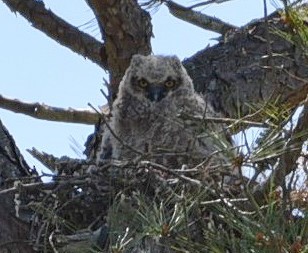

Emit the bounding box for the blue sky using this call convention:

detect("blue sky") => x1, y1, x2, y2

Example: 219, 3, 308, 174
0, 0, 275, 177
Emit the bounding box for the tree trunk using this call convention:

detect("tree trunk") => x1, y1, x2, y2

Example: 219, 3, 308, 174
184, 11, 308, 118
0, 120, 35, 253
0, 1, 308, 252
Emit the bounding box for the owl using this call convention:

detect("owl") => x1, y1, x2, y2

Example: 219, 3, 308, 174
96, 55, 227, 169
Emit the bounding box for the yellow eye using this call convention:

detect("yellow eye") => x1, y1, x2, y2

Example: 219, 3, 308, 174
164, 79, 176, 88
138, 78, 148, 88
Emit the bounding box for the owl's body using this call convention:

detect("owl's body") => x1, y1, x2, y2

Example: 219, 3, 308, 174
96, 55, 221, 168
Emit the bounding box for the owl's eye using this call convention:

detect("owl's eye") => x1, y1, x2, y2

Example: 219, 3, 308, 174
138, 78, 148, 88
164, 79, 176, 88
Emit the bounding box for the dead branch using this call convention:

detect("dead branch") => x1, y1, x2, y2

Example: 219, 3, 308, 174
0, 181, 53, 196
1, 0, 107, 69
0, 94, 99, 124
27, 147, 88, 174
179, 112, 271, 129
165, 0, 237, 35
0, 177, 90, 196
54, 227, 102, 253
139, 160, 202, 186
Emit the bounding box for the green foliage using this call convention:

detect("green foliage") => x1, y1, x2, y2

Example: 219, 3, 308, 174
105, 186, 308, 252
275, 1, 308, 55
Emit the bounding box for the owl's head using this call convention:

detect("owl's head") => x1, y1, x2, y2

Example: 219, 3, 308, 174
119, 55, 194, 102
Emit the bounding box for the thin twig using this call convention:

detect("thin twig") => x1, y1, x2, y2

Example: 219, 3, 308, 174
165, 0, 237, 35
188, 0, 233, 9
49, 231, 59, 253
88, 103, 143, 156
179, 112, 272, 129
0, 178, 89, 196
139, 160, 202, 186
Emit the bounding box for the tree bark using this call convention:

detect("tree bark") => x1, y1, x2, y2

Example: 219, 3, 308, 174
0, 120, 35, 253
86, 0, 153, 99
184, 11, 308, 118
0, 1, 308, 252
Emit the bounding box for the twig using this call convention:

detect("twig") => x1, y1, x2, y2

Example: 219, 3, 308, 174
253, 105, 308, 203
165, 0, 237, 35
0, 181, 52, 196
178, 112, 272, 129
200, 197, 248, 205
88, 103, 143, 156
49, 231, 59, 253
139, 160, 202, 186
0, 178, 89, 196
0, 94, 99, 124
188, 0, 233, 9
27, 147, 87, 173
263, 0, 274, 81
102, 77, 113, 107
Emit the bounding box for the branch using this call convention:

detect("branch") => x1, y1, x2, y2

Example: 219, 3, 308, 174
253, 105, 308, 202
54, 227, 103, 253
179, 112, 271, 128
165, 0, 237, 35
2, 0, 107, 69
27, 147, 87, 173
183, 9, 308, 119
188, 0, 232, 9
0, 94, 99, 124
0, 119, 33, 178
0, 177, 90, 196
139, 160, 202, 186
86, 0, 152, 99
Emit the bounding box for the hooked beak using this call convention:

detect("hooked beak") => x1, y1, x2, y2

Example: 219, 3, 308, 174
147, 85, 167, 102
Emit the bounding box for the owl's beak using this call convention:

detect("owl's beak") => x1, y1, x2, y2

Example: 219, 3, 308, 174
147, 85, 167, 102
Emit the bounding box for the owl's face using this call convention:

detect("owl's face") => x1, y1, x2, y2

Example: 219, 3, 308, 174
120, 55, 193, 103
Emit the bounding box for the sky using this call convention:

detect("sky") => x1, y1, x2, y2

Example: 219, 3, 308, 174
0, 0, 276, 178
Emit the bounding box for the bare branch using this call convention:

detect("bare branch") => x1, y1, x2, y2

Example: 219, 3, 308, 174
139, 160, 202, 186
27, 147, 87, 173
188, 0, 233, 9
0, 94, 99, 124
165, 0, 237, 35
2, 0, 107, 69
179, 112, 271, 128
0, 177, 89, 196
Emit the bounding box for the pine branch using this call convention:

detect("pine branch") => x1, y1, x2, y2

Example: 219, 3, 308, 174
1, 0, 107, 69
253, 105, 308, 203
0, 94, 99, 124
165, 0, 237, 35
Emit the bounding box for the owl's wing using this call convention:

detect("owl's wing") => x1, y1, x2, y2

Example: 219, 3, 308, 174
84, 105, 113, 161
